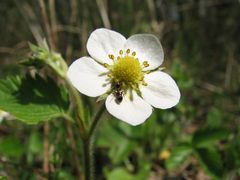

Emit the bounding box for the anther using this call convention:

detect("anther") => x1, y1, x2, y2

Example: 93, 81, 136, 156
143, 61, 149, 67
103, 63, 109, 68
119, 50, 123, 55
126, 49, 130, 54
117, 56, 120, 60
132, 52, 136, 56
108, 54, 114, 60
142, 82, 148, 86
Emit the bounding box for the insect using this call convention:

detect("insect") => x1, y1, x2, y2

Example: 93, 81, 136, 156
113, 82, 124, 104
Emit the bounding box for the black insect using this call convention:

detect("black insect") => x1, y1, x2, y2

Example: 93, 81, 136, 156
113, 82, 124, 104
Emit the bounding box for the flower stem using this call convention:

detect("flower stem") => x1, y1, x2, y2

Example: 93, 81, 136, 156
89, 103, 106, 137
65, 79, 86, 138
83, 103, 106, 180
83, 138, 93, 180
66, 78, 106, 180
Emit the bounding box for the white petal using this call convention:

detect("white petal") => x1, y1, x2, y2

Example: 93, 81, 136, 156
124, 34, 164, 70
141, 71, 180, 109
87, 28, 126, 64
67, 57, 110, 97
105, 92, 153, 126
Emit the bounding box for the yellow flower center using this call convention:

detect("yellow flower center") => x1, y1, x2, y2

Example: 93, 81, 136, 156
112, 56, 143, 86
104, 49, 149, 91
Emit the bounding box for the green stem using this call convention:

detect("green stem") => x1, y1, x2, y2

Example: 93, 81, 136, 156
65, 79, 86, 138
66, 78, 106, 180
83, 138, 93, 180
83, 103, 106, 180
88, 103, 106, 137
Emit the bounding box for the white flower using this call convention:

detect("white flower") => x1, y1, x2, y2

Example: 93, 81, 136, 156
67, 28, 180, 126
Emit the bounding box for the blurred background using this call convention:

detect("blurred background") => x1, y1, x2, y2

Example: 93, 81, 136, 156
0, 0, 240, 179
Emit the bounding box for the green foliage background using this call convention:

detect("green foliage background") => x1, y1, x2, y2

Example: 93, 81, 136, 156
0, 0, 240, 179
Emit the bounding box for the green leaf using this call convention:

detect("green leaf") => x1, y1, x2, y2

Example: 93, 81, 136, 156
20, 58, 45, 69
57, 170, 75, 180
109, 139, 137, 164
225, 128, 240, 170
206, 107, 223, 128
105, 168, 135, 180
97, 121, 138, 164
196, 148, 223, 179
0, 75, 68, 124
23, 42, 68, 78
166, 143, 192, 170
28, 131, 43, 153
136, 160, 151, 180
0, 176, 7, 180
0, 136, 24, 157
192, 128, 229, 148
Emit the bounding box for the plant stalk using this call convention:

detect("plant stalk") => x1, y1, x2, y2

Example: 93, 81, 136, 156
66, 77, 106, 180
83, 138, 93, 180
89, 103, 106, 137
83, 103, 105, 180
65, 79, 86, 138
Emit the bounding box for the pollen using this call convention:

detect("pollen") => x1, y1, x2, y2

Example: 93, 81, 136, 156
103, 63, 109, 68
143, 61, 149, 67
106, 49, 149, 90
108, 54, 114, 60
111, 56, 143, 86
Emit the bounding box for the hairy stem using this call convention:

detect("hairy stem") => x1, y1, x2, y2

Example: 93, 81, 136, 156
65, 79, 86, 137
89, 103, 106, 137
83, 103, 105, 180
43, 122, 49, 174
65, 78, 105, 180
83, 138, 93, 180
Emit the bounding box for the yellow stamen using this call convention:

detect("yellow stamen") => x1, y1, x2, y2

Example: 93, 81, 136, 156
108, 54, 114, 60
103, 63, 109, 68
143, 61, 149, 67
111, 56, 143, 86
106, 48, 150, 90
